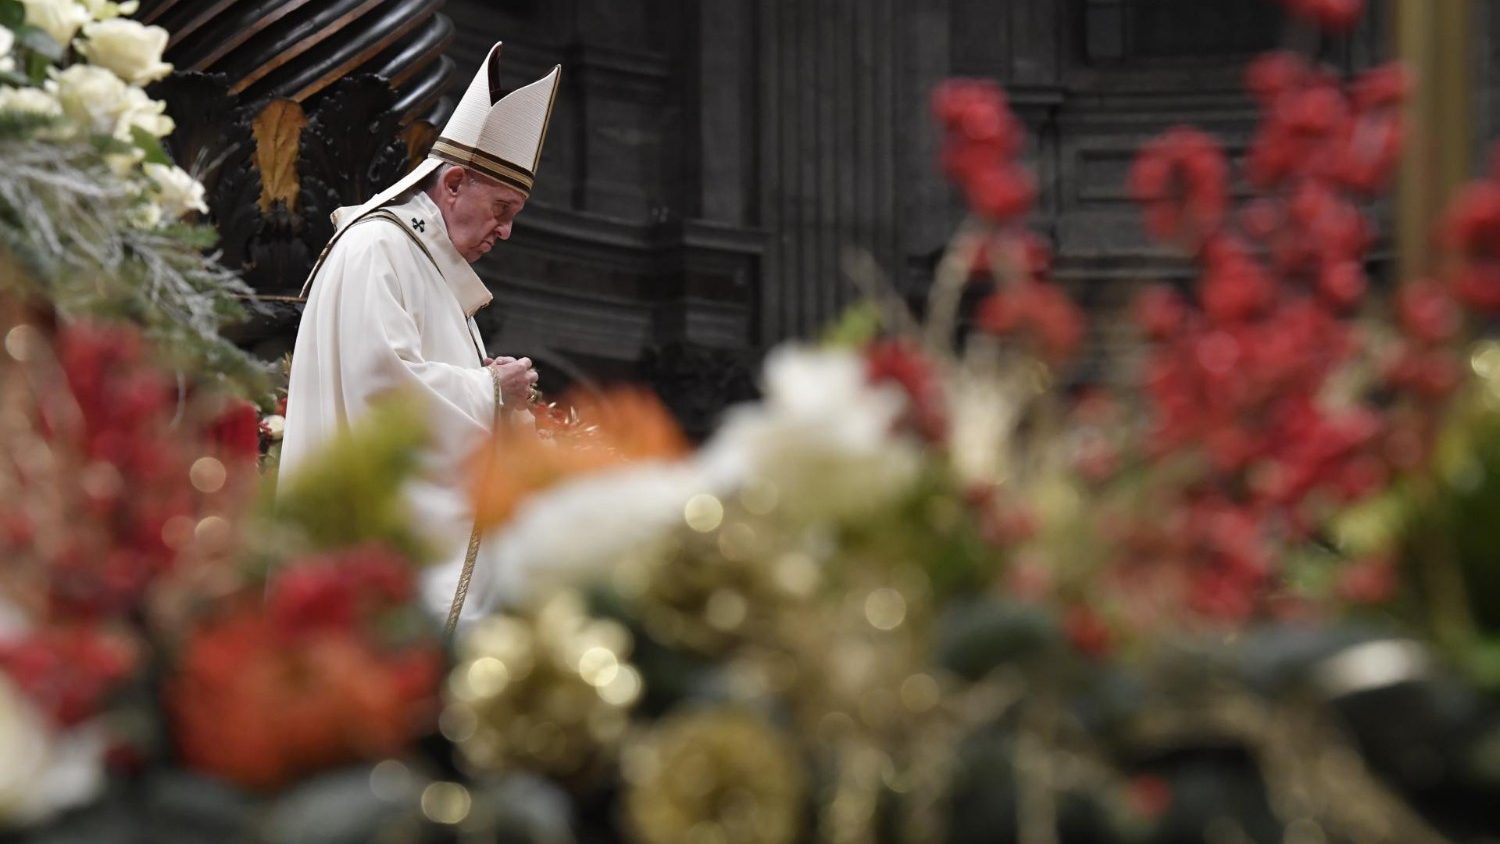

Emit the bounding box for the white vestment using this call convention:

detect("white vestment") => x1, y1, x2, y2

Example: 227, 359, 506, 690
279, 191, 511, 623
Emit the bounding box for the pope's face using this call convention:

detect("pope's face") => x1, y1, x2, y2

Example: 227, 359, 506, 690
437, 167, 528, 263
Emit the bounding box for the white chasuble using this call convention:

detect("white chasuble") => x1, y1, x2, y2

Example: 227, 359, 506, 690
279, 191, 510, 623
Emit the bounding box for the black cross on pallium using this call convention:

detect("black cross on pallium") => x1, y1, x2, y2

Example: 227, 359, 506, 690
411, 217, 426, 232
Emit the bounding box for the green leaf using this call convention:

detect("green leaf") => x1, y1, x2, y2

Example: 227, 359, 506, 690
822, 299, 882, 348
270, 398, 435, 563
0, 2, 24, 29
13, 24, 62, 62
24, 49, 47, 84
130, 125, 171, 166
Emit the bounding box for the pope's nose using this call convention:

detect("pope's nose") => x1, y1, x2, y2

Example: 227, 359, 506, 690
496, 221, 513, 241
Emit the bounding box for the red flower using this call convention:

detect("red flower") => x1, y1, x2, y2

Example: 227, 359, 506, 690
865, 340, 948, 443
1133, 285, 1187, 340
935, 78, 1035, 222
1063, 605, 1112, 659
1444, 182, 1500, 314
1246, 52, 1311, 107
966, 166, 1037, 222
1130, 127, 1230, 245
168, 608, 440, 791
1337, 557, 1397, 604
208, 401, 262, 462
1317, 260, 1367, 310
0, 628, 135, 727
1126, 775, 1174, 819
977, 281, 1085, 363
1397, 280, 1461, 344
266, 544, 416, 637
1198, 239, 1275, 324
1279, 0, 1365, 32
1351, 63, 1411, 111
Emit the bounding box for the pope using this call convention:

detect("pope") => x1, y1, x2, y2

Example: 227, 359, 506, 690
278, 43, 560, 628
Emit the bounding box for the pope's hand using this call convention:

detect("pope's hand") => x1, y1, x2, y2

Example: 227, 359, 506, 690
488, 356, 538, 406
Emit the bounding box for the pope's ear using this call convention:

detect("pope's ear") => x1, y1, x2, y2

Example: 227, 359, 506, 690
440, 165, 466, 196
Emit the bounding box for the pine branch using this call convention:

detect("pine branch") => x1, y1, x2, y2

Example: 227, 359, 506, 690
0, 133, 268, 394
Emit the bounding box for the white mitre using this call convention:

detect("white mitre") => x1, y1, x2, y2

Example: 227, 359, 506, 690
332, 42, 561, 232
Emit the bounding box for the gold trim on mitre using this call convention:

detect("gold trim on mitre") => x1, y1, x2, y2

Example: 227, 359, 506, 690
430, 136, 536, 194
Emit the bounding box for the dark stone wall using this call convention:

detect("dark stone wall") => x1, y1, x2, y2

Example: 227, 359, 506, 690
442, 0, 1498, 431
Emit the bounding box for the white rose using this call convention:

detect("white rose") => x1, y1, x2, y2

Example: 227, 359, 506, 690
104, 144, 141, 177
78, 0, 138, 21
45, 64, 127, 135
76, 19, 171, 85
21, 0, 91, 48
143, 162, 206, 218
128, 198, 162, 229
114, 84, 172, 139
0, 86, 62, 117
0, 27, 14, 75
700, 345, 922, 522
468, 461, 724, 614
261, 414, 285, 440
0, 676, 106, 827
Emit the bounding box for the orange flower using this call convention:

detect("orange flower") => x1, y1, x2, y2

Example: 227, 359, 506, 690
167, 606, 440, 791
471, 388, 689, 532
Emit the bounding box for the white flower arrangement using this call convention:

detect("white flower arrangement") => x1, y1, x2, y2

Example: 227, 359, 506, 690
19, 0, 88, 47
1, 0, 199, 227
75, 17, 169, 85
474, 346, 923, 615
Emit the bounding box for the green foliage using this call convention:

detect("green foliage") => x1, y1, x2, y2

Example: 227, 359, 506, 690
821, 299, 883, 348
842, 465, 996, 597
0, 130, 267, 394
270, 397, 437, 565
12, 24, 63, 62
1399, 379, 1500, 686
130, 125, 172, 167
0, 0, 23, 28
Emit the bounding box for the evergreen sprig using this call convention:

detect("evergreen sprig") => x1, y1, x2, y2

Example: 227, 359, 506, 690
0, 129, 267, 393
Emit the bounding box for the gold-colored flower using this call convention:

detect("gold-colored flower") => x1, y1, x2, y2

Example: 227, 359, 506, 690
616, 522, 814, 657
623, 709, 805, 844
442, 593, 641, 779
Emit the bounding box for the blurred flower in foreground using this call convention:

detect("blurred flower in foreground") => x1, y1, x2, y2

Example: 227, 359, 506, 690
167, 545, 440, 791
703, 345, 922, 523
444, 592, 638, 779
0, 674, 107, 828
1276, 0, 1365, 32
471, 387, 688, 533
623, 709, 804, 844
